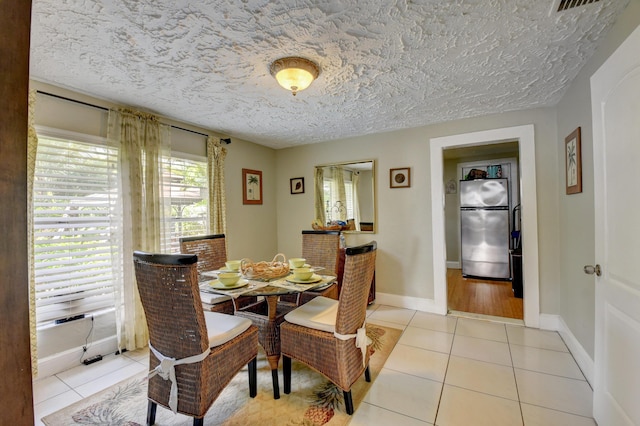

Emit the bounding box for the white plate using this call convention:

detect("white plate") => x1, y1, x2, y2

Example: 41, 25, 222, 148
208, 278, 249, 290
286, 274, 323, 284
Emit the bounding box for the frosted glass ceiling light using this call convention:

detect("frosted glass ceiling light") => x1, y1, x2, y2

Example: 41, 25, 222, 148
270, 57, 320, 96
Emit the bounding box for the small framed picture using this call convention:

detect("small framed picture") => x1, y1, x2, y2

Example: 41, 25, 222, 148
565, 127, 582, 195
390, 167, 411, 188
445, 179, 457, 194
242, 168, 263, 205
290, 177, 304, 194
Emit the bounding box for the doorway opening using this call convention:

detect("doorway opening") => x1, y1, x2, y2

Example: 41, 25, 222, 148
447, 269, 523, 320
443, 144, 523, 320
430, 125, 540, 328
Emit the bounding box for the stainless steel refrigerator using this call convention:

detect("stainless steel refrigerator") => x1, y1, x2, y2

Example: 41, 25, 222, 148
460, 178, 510, 279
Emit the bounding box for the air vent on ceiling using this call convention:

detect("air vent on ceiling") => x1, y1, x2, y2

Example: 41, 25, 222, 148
552, 0, 601, 12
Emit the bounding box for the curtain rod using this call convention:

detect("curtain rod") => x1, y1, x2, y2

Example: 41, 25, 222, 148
36, 90, 231, 144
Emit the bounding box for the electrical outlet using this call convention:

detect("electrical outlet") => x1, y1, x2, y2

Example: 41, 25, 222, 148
82, 355, 103, 365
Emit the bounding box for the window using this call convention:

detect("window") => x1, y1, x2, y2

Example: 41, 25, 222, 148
161, 155, 209, 253
323, 175, 354, 221
33, 131, 210, 325
33, 134, 120, 325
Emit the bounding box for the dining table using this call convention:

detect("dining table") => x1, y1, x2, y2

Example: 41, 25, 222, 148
200, 270, 337, 399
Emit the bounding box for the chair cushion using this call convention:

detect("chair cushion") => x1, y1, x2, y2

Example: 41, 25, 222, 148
200, 290, 232, 305
284, 296, 338, 333
204, 311, 253, 348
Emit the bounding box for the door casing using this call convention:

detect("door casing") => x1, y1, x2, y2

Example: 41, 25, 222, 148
430, 125, 540, 327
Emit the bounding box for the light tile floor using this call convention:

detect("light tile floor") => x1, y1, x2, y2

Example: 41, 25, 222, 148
33, 304, 596, 425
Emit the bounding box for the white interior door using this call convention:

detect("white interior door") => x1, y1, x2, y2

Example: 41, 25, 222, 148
591, 25, 640, 426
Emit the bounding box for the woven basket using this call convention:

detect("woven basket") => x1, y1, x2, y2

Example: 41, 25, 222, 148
240, 253, 290, 281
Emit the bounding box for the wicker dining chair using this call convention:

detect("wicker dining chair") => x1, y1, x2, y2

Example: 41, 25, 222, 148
179, 234, 240, 314
179, 234, 227, 275
280, 241, 377, 415
280, 230, 341, 306
133, 251, 259, 426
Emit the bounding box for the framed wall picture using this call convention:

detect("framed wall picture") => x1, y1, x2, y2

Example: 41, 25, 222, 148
445, 179, 457, 194
242, 168, 263, 204
290, 177, 304, 194
565, 127, 582, 194
390, 167, 411, 188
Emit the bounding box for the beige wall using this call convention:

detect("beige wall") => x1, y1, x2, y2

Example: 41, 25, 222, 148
276, 106, 560, 308
554, 0, 640, 359
223, 138, 278, 261
443, 159, 459, 262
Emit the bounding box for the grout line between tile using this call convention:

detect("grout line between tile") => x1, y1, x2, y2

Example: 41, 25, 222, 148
360, 401, 434, 424
433, 315, 458, 425
506, 325, 526, 425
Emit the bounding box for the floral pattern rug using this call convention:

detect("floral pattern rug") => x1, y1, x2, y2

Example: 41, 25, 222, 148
43, 325, 401, 426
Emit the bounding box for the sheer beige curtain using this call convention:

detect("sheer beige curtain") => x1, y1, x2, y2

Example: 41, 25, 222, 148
332, 166, 347, 221
207, 136, 227, 235
352, 171, 361, 231
108, 108, 171, 351
27, 89, 38, 376
314, 167, 325, 224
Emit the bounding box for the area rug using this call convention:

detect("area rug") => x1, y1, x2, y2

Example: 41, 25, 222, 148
43, 324, 400, 426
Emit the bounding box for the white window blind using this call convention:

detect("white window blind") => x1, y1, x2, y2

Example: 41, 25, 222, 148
345, 181, 354, 219
323, 177, 354, 221
162, 155, 208, 253
33, 136, 119, 325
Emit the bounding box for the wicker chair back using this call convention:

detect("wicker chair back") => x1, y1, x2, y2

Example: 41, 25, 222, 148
335, 242, 377, 336
133, 251, 209, 358
301, 230, 341, 275
179, 234, 227, 275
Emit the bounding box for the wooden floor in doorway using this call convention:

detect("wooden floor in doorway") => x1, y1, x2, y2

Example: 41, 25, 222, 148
447, 268, 523, 320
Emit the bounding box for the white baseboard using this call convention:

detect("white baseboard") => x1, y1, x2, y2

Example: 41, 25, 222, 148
372, 301, 594, 385
446, 261, 461, 269
538, 313, 561, 331
374, 292, 446, 315
556, 316, 594, 386
37, 336, 118, 379
537, 314, 594, 386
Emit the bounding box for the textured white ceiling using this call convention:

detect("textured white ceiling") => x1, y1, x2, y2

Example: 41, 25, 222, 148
29, 0, 628, 149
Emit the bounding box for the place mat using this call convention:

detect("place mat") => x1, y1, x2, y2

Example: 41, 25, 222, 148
200, 281, 268, 298
270, 275, 336, 292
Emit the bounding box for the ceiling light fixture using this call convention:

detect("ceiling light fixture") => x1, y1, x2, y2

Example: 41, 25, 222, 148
270, 56, 320, 96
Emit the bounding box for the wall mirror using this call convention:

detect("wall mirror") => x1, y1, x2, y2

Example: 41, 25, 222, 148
314, 159, 376, 233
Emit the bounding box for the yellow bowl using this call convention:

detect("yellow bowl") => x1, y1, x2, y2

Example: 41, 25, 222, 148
218, 272, 241, 286
289, 258, 306, 268
225, 260, 241, 271
292, 267, 313, 281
